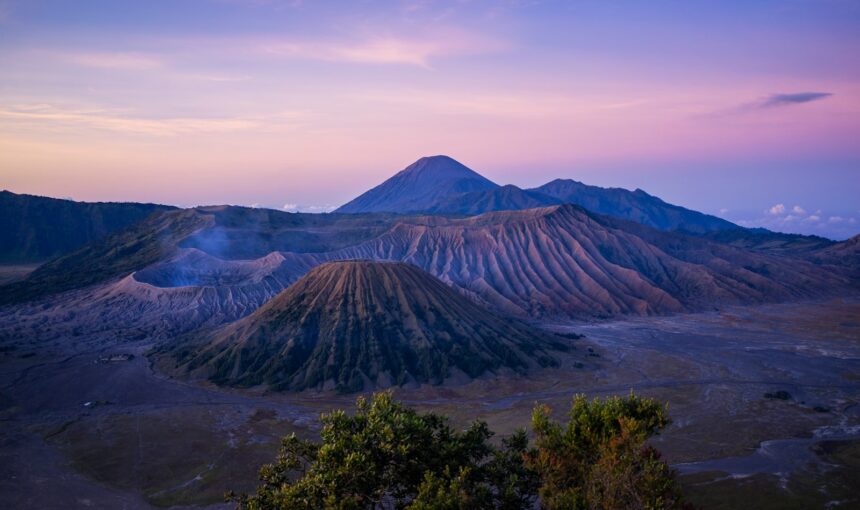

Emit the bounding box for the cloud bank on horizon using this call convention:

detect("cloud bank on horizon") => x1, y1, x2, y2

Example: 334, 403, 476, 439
724, 202, 858, 240
0, 0, 857, 239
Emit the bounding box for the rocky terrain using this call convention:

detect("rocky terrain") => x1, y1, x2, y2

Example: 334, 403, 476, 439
0, 155, 858, 509
0, 204, 853, 345
333, 205, 848, 317
155, 261, 570, 392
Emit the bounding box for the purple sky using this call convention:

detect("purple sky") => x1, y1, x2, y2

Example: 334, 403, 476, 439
0, 0, 858, 238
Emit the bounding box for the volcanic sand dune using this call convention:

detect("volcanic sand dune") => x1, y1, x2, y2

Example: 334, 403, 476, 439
156, 260, 570, 393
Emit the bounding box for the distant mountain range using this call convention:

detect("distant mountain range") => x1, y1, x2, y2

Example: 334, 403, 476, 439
0, 190, 173, 263
335, 155, 738, 234
1, 157, 836, 268
1, 201, 849, 319
1, 155, 857, 392
155, 260, 570, 392
2, 157, 852, 314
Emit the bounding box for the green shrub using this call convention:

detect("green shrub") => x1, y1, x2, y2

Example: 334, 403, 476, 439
231, 392, 689, 509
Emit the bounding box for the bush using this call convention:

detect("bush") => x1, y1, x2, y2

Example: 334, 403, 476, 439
528, 393, 689, 509
231, 392, 689, 510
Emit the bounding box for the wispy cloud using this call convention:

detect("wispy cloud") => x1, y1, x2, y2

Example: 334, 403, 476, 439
66, 52, 163, 70
184, 73, 252, 82
352, 88, 645, 119
708, 91, 836, 117
759, 92, 833, 108
0, 103, 261, 136
260, 31, 503, 67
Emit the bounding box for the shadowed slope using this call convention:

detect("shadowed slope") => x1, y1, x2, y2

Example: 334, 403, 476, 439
531, 179, 737, 234
0, 209, 212, 305
181, 205, 399, 259
427, 184, 559, 215
0, 190, 174, 263
808, 234, 860, 278
699, 228, 835, 255
333, 205, 846, 318
335, 156, 498, 213
157, 261, 569, 393
0, 206, 404, 305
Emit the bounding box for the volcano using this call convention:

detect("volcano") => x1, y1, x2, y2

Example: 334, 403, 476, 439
156, 260, 569, 392
335, 156, 498, 213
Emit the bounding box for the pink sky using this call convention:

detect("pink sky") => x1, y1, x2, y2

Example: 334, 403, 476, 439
0, 0, 858, 237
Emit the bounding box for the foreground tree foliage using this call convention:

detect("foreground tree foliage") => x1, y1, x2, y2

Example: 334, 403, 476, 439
230, 392, 689, 510
528, 394, 689, 509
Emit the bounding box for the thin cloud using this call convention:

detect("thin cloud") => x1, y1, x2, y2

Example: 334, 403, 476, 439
260, 31, 504, 68
758, 92, 832, 109
710, 91, 835, 117
66, 52, 163, 70
0, 104, 258, 136
185, 73, 252, 82
352, 88, 636, 119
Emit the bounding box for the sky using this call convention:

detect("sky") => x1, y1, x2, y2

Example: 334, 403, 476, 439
0, 0, 858, 239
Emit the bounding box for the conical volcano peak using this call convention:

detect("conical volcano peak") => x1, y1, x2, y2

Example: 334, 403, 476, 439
335, 156, 498, 214
156, 259, 568, 393
397, 155, 490, 180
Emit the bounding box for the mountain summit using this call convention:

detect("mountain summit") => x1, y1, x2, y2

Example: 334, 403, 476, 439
335, 156, 498, 213
335, 156, 738, 234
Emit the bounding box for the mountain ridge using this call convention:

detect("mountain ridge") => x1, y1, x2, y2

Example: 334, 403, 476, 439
0, 190, 174, 263
528, 179, 738, 234
334, 156, 741, 235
